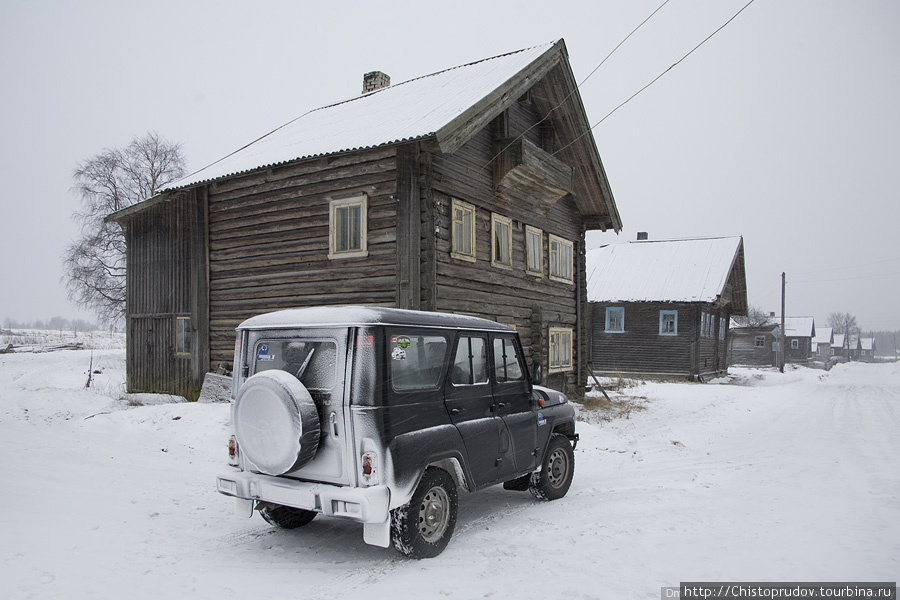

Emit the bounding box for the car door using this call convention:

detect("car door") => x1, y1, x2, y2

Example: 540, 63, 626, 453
491, 334, 537, 474
444, 333, 506, 487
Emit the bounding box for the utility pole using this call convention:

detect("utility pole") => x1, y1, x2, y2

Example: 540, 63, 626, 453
780, 272, 786, 373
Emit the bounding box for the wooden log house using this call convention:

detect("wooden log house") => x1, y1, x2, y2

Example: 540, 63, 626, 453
586, 237, 748, 380
108, 40, 622, 400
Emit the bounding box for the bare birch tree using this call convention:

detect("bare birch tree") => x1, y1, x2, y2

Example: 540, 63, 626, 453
828, 312, 859, 338
63, 132, 186, 325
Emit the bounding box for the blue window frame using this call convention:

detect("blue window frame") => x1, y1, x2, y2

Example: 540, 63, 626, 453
605, 307, 624, 333
659, 310, 678, 336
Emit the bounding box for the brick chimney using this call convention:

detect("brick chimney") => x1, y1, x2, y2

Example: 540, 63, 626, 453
362, 71, 390, 94
636, 232, 648, 240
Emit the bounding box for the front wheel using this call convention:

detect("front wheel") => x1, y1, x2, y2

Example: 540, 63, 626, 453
258, 503, 317, 529
391, 467, 458, 559
529, 433, 575, 501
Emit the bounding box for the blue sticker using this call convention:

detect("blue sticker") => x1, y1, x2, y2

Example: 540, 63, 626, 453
537, 411, 546, 426
257, 344, 275, 362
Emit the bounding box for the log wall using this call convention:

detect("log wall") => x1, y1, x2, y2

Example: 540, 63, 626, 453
204, 147, 399, 367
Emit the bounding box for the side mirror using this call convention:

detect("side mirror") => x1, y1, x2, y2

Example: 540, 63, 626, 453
532, 361, 543, 385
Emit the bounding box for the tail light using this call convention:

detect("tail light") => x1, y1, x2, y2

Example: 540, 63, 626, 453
361, 451, 378, 486
228, 435, 239, 467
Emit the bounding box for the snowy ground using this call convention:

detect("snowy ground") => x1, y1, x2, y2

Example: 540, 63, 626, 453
1, 346, 897, 600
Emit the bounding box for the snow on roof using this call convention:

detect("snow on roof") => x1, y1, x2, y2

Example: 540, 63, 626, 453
771, 317, 815, 337
162, 42, 555, 191
586, 237, 743, 304
833, 333, 845, 348
813, 327, 833, 344
860, 337, 875, 351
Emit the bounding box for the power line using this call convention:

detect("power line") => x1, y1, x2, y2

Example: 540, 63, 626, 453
479, 0, 671, 172
553, 0, 758, 157
791, 271, 900, 284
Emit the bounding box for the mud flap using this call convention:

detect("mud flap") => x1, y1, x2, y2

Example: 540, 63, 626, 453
363, 519, 391, 548
234, 498, 254, 518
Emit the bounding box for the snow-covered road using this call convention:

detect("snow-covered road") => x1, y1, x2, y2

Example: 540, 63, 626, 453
1, 349, 897, 599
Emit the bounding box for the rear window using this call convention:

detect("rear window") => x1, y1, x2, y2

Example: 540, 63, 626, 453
253, 339, 337, 390
389, 333, 448, 391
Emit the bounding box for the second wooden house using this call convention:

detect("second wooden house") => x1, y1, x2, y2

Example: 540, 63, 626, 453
586, 236, 748, 380
108, 40, 622, 401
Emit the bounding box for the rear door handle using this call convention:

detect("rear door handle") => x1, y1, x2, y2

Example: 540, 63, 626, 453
450, 408, 461, 416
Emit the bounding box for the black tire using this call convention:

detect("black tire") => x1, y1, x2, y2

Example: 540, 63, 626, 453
233, 370, 320, 476
391, 467, 458, 559
258, 503, 317, 529
529, 433, 574, 501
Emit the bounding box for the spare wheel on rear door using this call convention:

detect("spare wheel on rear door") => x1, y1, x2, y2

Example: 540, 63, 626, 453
233, 370, 321, 476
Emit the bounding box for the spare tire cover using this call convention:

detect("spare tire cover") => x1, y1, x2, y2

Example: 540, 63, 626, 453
233, 370, 321, 476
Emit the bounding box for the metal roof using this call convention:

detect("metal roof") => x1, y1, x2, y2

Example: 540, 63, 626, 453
586, 237, 744, 304
162, 42, 556, 192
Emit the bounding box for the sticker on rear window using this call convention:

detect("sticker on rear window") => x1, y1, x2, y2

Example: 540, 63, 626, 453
257, 344, 275, 362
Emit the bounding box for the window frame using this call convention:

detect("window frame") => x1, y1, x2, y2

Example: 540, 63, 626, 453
548, 234, 574, 284
791, 339, 800, 350
548, 327, 574, 373
175, 316, 191, 357
491, 213, 513, 269
754, 335, 766, 348
450, 198, 476, 262
328, 194, 368, 260
659, 310, 678, 336
605, 307, 625, 333
525, 225, 543, 277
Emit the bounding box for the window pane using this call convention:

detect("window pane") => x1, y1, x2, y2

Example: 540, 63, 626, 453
390, 334, 448, 390
451, 336, 488, 385
606, 307, 624, 332
526, 229, 540, 272
494, 219, 510, 265
254, 340, 337, 390
493, 337, 524, 382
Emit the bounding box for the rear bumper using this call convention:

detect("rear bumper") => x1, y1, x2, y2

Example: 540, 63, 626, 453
217, 471, 390, 524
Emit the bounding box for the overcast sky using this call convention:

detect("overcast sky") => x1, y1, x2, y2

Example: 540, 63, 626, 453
2, 0, 898, 331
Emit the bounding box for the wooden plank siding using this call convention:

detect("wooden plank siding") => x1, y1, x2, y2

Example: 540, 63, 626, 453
124, 193, 206, 399
428, 103, 587, 398
204, 147, 400, 368
590, 302, 731, 379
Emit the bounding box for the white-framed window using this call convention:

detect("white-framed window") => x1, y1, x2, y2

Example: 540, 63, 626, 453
791, 339, 799, 350
328, 194, 368, 259
491, 213, 512, 269
754, 335, 766, 348
175, 316, 191, 356
525, 225, 543, 276
659, 310, 678, 336
451, 198, 476, 262
549, 234, 573, 283
605, 307, 624, 333
719, 317, 726, 340
549, 327, 573, 372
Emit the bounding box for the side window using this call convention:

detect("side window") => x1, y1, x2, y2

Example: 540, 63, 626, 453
450, 335, 489, 385
659, 310, 678, 336
493, 336, 524, 383
605, 307, 624, 333
451, 198, 476, 262
329, 194, 368, 259
549, 235, 573, 283
389, 333, 448, 391
525, 225, 543, 276
548, 328, 573, 372
253, 339, 337, 390
175, 316, 191, 356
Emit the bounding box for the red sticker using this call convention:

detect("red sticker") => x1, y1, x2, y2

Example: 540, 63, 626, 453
358, 335, 374, 348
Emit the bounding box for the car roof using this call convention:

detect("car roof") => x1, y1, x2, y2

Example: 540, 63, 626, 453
237, 305, 514, 333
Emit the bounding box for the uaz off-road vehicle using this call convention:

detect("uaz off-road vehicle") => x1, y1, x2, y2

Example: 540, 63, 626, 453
216, 306, 578, 558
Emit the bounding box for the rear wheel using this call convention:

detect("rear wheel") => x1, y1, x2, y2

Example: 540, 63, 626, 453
529, 433, 574, 501
391, 467, 458, 559
258, 503, 317, 529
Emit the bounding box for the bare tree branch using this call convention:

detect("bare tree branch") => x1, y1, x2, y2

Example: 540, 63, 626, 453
62, 132, 186, 325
